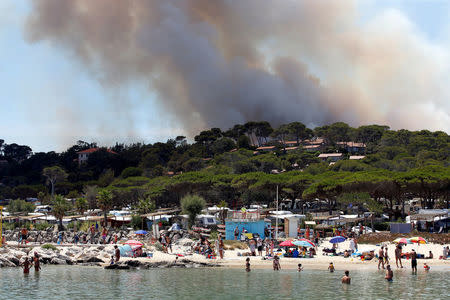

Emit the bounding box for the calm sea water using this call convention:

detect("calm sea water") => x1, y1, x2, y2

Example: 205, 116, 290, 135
0, 266, 448, 299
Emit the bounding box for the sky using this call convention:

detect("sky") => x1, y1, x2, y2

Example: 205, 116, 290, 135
0, 0, 449, 153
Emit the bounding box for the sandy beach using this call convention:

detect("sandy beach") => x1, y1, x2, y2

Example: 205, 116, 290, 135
115, 237, 450, 271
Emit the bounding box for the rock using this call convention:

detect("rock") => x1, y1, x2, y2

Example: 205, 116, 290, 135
125, 260, 141, 267
5, 256, 20, 266
105, 264, 130, 270
50, 258, 66, 265
86, 257, 105, 263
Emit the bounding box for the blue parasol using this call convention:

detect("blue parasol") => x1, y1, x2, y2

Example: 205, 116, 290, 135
329, 236, 347, 244
135, 230, 148, 235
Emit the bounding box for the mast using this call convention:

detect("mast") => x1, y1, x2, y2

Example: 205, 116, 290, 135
275, 185, 279, 240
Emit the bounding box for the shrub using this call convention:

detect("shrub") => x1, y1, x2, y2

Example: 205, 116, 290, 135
35, 222, 51, 231
121, 167, 143, 179
42, 244, 58, 251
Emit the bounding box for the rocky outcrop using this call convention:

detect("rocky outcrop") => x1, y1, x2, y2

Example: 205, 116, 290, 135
104, 259, 218, 270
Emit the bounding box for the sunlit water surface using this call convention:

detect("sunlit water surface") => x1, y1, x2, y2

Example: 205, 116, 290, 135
0, 266, 448, 299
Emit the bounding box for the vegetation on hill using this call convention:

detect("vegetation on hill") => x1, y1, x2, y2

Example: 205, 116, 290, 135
0, 122, 448, 219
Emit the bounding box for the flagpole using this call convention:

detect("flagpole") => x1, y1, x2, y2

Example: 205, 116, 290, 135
275, 186, 278, 240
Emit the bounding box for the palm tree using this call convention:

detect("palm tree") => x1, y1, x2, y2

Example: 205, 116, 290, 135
52, 195, 71, 229
96, 189, 113, 226
75, 197, 88, 215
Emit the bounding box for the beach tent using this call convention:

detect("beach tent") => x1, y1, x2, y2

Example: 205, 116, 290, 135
119, 245, 134, 257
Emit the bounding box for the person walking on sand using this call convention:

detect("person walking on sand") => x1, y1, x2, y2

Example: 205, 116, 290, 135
395, 244, 403, 268
273, 256, 281, 270
341, 270, 351, 284
328, 262, 335, 273
257, 237, 263, 256
378, 246, 385, 270
245, 257, 251, 272
385, 265, 393, 281
114, 245, 120, 262
411, 249, 418, 273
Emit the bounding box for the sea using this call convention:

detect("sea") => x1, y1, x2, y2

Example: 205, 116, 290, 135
0, 266, 448, 299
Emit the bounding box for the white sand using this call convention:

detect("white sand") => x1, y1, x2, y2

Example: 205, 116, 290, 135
120, 238, 450, 271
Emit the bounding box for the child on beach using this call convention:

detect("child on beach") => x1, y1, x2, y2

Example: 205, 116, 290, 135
424, 263, 430, 271
298, 264, 303, 272
245, 257, 251, 272
328, 262, 335, 273
110, 255, 115, 265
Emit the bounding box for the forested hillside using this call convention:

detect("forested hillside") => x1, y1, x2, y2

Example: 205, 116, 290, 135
1, 121, 448, 217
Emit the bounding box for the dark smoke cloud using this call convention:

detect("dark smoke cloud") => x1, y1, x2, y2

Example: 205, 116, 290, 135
25, 0, 450, 135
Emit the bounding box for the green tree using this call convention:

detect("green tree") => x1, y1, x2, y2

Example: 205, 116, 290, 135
75, 197, 88, 215
136, 197, 156, 215
96, 189, 114, 226
83, 185, 98, 209
7, 199, 35, 215
181, 194, 206, 228
42, 166, 68, 197
52, 194, 71, 227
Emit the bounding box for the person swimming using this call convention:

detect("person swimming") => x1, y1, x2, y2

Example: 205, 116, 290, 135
385, 265, 393, 282
341, 270, 351, 284
328, 262, 335, 273
424, 263, 430, 271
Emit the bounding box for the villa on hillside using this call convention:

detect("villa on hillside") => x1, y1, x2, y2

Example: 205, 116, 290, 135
336, 141, 366, 154
318, 153, 343, 162
77, 148, 117, 165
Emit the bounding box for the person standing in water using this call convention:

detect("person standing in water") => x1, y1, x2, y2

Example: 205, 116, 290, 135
411, 249, 418, 273
22, 257, 32, 274
341, 270, 351, 284
245, 257, 251, 272
423, 263, 430, 271
33, 252, 41, 272
328, 262, 335, 273
298, 264, 303, 272
385, 265, 393, 281
273, 256, 281, 270
384, 247, 389, 264
378, 246, 385, 270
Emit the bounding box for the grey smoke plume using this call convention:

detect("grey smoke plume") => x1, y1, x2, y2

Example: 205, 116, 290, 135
25, 0, 450, 134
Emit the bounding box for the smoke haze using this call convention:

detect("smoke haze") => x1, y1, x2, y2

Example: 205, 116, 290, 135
25, 0, 450, 136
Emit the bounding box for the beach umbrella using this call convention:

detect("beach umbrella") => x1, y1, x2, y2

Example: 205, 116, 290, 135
393, 238, 411, 245
135, 230, 148, 235
124, 240, 143, 246
409, 237, 428, 244
293, 240, 315, 248
279, 240, 295, 247
293, 238, 316, 248
119, 245, 133, 257
329, 236, 347, 244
